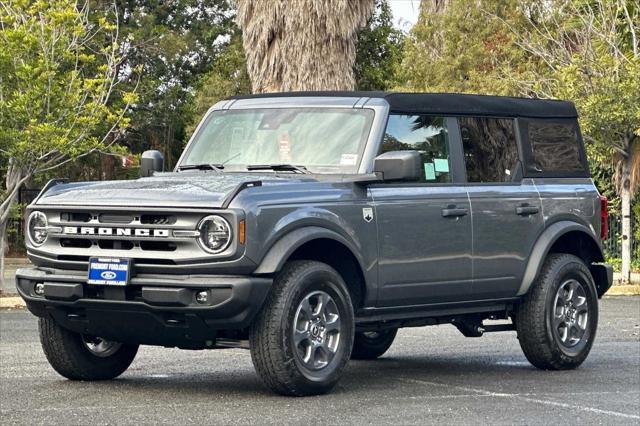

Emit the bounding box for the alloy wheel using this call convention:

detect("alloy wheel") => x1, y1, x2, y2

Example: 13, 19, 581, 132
552, 279, 589, 348
82, 336, 123, 358
292, 290, 342, 370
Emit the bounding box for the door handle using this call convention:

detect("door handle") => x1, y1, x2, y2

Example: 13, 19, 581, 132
516, 206, 539, 216
442, 208, 468, 218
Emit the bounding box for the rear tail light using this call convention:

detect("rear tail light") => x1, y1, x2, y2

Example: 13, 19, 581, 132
600, 195, 608, 240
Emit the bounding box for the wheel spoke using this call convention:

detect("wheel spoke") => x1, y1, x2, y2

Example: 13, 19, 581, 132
576, 311, 589, 330
558, 323, 568, 342
552, 308, 565, 329
315, 292, 330, 318
294, 328, 310, 346
554, 302, 565, 319
565, 286, 574, 302
299, 297, 313, 319
302, 342, 313, 364
325, 315, 341, 334
315, 345, 330, 368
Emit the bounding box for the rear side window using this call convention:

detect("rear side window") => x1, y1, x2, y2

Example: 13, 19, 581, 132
381, 114, 451, 183
528, 120, 585, 173
459, 117, 519, 183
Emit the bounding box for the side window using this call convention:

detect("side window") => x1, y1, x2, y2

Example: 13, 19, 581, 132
459, 117, 519, 183
381, 114, 451, 183
528, 120, 585, 173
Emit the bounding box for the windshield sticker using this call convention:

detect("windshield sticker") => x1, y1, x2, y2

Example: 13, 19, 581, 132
424, 162, 436, 181
434, 158, 449, 173
278, 132, 291, 162
340, 154, 358, 166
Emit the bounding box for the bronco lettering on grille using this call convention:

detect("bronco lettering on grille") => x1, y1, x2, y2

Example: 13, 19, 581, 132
62, 227, 169, 237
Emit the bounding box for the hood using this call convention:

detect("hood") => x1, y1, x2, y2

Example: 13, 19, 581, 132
36, 172, 307, 208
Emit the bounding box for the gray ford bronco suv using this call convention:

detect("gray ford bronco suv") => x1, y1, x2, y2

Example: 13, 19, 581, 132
17, 92, 613, 396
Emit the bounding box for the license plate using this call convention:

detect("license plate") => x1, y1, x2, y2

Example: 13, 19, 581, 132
88, 258, 130, 285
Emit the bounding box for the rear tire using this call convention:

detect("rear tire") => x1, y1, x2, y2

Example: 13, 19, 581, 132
351, 329, 398, 360
515, 253, 598, 370
249, 260, 355, 396
39, 317, 138, 380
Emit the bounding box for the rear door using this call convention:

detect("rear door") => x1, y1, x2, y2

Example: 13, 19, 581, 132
460, 117, 545, 299
371, 114, 473, 306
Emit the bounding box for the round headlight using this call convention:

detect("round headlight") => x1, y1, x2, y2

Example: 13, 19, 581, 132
198, 215, 232, 253
28, 211, 48, 246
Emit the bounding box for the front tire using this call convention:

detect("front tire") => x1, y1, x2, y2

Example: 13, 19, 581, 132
515, 253, 598, 370
39, 317, 138, 380
249, 260, 355, 396
351, 329, 398, 360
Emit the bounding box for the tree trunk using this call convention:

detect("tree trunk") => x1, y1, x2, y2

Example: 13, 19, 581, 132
0, 160, 27, 289
620, 154, 632, 284
236, 0, 374, 93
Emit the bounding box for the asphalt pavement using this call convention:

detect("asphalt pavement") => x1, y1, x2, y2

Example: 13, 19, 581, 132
1, 296, 639, 425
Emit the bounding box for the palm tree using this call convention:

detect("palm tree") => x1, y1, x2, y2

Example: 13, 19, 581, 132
236, 0, 374, 93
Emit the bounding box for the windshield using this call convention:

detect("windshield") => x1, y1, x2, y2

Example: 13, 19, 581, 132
179, 108, 375, 174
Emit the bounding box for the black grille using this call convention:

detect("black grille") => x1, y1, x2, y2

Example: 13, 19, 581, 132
99, 214, 134, 224
140, 214, 176, 225
97, 240, 134, 250
140, 241, 177, 251
60, 212, 91, 222
60, 239, 92, 248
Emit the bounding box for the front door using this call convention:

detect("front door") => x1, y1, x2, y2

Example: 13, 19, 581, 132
371, 114, 472, 307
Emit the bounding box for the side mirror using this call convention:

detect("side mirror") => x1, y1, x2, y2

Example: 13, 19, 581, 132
140, 150, 164, 177
373, 151, 421, 181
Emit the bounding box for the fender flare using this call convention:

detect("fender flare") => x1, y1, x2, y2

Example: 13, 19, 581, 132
516, 221, 605, 296
253, 226, 364, 275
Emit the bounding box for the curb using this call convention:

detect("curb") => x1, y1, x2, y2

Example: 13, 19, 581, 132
0, 297, 25, 309
606, 285, 640, 296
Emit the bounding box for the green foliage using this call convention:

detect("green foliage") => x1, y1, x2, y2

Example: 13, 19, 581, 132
190, 33, 251, 132
396, 0, 531, 95
0, 0, 132, 178
355, 0, 404, 90
102, 0, 236, 169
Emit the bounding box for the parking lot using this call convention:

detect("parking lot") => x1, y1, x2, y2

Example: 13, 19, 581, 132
1, 296, 638, 425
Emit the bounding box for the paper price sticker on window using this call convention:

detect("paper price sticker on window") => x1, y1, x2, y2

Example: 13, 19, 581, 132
340, 154, 358, 166
424, 163, 436, 181
434, 158, 449, 173
279, 132, 291, 162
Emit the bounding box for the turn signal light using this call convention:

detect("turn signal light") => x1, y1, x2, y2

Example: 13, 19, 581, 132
239, 220, 246, 245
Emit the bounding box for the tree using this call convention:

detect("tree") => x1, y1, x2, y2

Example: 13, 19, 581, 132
500, 0, 639, 282
355, 0, 404, 90
191, 0, 401, 127
235, 0, 374, 93
397, 0, 529, 95
0, 0, 136, 284
190, 32, 251, 127
98, 0, 236, 170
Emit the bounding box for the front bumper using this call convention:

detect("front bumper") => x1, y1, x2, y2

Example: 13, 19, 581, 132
16, 267, 272, 348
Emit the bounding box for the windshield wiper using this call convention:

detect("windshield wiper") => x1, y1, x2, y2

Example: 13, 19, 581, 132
246, 164, 310, 174
177, 163, 224, 173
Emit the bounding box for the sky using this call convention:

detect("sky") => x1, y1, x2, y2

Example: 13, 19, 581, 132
388, 0, 421, 32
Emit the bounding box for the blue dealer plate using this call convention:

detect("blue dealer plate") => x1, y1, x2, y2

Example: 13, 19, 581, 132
88, 258, 130, 285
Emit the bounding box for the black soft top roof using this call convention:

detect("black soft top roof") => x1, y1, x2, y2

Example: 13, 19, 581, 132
229, 91, 578, 119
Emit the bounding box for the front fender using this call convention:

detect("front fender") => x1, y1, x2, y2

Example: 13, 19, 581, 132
253, 226, 364, 275
517, 221, 605, 296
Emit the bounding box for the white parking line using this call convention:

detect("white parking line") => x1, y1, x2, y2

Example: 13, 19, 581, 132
401, 378, 640, 420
